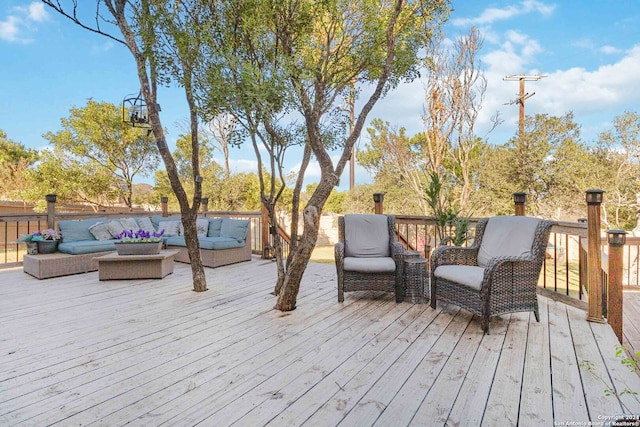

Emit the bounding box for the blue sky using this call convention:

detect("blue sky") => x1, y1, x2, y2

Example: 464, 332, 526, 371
1, 1, 639, 189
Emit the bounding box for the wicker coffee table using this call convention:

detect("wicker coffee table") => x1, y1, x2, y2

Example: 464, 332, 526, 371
403, 257, 428, 304
94, 250, 179, 280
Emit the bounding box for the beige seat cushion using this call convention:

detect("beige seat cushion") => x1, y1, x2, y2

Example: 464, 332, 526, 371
434, 265, 485, 290
344, 257, 396, 273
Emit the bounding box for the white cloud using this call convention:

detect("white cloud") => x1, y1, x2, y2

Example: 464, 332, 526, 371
227, 158, 258, 174
0, 15, 20, 42
27, 2, 48, 22
600, 45, 621, 55
91, 41, 114, 54
0, 2, 49, 43
452, 0, 555, 27
475, 44, 640, 143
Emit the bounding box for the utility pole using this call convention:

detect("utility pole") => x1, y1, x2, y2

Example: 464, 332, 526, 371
503, 74, 546, 140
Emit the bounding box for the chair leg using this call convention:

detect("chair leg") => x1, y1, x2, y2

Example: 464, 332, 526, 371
534, 308, 540, 322
430, 280, 437, 309
482, 316, 490, 334
395, 281, 403, 303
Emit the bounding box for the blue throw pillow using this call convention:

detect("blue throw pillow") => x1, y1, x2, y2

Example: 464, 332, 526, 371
207, 218, 223, 237
58, 218, 109, 242
219, 218, 249, 242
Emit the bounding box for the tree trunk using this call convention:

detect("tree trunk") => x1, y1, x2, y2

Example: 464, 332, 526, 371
108, 0, 207, 292
275, 203, 321, 311
182, 210, 207, 292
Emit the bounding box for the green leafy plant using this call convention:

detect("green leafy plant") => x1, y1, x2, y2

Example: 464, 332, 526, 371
580, 344, 640, 413
425, 172, 471, 247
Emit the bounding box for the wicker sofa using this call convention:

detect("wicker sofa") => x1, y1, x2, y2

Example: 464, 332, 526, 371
23, 215, 251, 279
150, 215, 252, 268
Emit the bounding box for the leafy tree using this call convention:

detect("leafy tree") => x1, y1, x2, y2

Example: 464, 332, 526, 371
154, 133, 261, 212
41, 100, 159, 209
22, 146, 116, 210
44, 0, 214, 292
359, 120, 432, 214
194, 0, 449, 310
476, 112, 590, 219
358, 28, 491, 218
421, 26, 497, 210
596, 111, 640, 229
0, 130, 38, 200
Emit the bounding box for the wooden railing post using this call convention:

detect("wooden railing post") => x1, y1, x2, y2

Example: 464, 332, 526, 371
513, 192, 526, 216
373, 193, 384, 214
607, 229, 626, 343
586, 189, 605, 323
577, 218, 588, 300
161, 197, 169, 217
201, 197, 209, 214
45, 194, 57, 230
261, 202, 271, 259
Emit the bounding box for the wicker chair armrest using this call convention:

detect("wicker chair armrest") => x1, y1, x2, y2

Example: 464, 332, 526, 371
483, 255, 534, 272
480, 255, 538, 295
430, 245, 479, 270
391, 242, 404, 264
335, 242, 345, 266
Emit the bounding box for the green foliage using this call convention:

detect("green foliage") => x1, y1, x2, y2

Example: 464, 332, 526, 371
0, 130, 38, 200
425, 172, 470, 246
0, 130, 38, 164
580, 344, 640, 412
31, 100, 160, 208
21, 147, 117, 208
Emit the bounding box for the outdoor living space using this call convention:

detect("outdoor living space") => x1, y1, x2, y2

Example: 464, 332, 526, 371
2, 258, 640, 426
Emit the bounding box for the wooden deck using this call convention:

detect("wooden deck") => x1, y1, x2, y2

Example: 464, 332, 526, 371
2, 257, 640, 426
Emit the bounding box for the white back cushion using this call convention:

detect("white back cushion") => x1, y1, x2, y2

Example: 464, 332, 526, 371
477, 216, 541, 267
344, 214, 390, 258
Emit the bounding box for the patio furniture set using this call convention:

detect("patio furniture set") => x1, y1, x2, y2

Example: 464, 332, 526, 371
22, 215, 252, 280
335, 213, 554, 333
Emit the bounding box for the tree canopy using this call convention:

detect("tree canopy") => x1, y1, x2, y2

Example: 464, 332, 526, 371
24, 100, 160, 210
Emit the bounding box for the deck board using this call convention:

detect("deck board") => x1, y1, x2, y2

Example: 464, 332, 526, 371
1, 258, 639, 426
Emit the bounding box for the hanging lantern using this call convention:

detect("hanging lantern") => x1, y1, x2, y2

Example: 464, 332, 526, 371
122, 91, 159, 128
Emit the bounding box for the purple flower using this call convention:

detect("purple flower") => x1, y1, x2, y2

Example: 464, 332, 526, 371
116, 228, 163, 243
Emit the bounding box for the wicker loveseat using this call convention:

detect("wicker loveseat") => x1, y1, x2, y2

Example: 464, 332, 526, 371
430, 215, 555, 333
335, 214, 404, 303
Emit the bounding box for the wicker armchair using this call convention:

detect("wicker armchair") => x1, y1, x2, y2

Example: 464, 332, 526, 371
430, 216, 555, 333
335, 214, 404, 303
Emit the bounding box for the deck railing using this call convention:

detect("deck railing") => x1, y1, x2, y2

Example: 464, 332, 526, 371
0, 197, 263, 267
2, 191, 635, 342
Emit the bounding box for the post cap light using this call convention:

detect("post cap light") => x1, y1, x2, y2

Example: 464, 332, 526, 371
45, 194, 57, 203
373, 193, 384, 203
513, 192, 526, 205
607, 229, 627, 246
160, 196, 169, 203
586, 189, 604, 205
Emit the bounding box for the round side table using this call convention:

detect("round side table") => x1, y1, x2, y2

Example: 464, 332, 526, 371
404, 257, 427, 304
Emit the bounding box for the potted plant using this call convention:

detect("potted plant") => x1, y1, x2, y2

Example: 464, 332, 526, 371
17, 229, 62, 254
16, 233, 39, 255
114, 228, 165, 255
